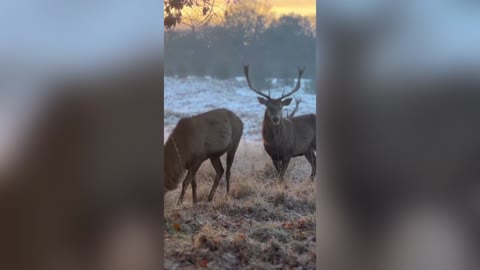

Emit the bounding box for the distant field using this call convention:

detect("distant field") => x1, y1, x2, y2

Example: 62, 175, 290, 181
164, 76, 316, 269
163, 76, 316, 143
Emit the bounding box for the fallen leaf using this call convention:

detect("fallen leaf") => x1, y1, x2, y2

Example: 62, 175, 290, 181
199, 259, 209, 268
283, 222, 294, 229
233, 233, 247, 246
173, 223, 181, 231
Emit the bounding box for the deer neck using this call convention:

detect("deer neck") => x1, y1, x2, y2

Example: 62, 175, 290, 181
262, 111, 284, 144
164, 136, 186, 192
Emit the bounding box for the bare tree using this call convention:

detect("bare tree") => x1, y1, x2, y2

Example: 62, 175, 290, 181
164, 0, 234, 29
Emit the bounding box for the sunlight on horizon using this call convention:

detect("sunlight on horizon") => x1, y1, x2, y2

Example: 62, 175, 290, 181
220, 0, 315, 17
168, 0, 315, 29
215, 0, 315, 17
270, 0, 315, 17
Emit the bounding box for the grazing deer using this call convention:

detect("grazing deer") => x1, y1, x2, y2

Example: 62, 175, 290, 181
164, 108, 243, 204
243, 65, 316, 181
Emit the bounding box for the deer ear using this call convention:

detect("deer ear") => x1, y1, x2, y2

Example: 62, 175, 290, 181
282, 98, 292, 106
257, 97, 268, 105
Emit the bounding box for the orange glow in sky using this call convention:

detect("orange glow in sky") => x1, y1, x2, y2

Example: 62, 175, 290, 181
269, 0, 315, 17
171, 0, 316, 29
214, 0, 315, 17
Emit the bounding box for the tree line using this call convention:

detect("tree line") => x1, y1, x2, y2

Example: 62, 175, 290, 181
165, 0, 315, 90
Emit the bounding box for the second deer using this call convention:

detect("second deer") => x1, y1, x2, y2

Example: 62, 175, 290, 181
244, 65, 316, 181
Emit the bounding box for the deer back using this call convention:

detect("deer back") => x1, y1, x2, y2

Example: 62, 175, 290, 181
290, 114, 316, 154
190, 109, 237, 157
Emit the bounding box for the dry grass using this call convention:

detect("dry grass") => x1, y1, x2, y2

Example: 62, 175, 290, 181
164, 141, 316, 269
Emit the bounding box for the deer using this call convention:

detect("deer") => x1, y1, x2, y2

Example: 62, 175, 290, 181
243, 65, 316, 181
164, 108, 243, 204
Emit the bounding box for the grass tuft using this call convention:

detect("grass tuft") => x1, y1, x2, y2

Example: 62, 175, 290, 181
164, 141, 316, 269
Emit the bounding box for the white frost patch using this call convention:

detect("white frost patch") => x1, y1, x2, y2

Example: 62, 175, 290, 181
164, 76, 316, 142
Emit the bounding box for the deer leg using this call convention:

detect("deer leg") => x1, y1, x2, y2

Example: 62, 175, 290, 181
305, 148, 316, 181
189, 164, 202, 204
272, 159, 282, 174
178, 170, 192, 205
191, 174, 198, 204
311, 150, 317, 180
226, 151, 237, 194
279, 157, 291, 181
177, 164, 201, 205
208, 157, 224, 201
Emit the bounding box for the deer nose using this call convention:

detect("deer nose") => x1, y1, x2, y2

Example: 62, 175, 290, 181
272, 117, 280, 124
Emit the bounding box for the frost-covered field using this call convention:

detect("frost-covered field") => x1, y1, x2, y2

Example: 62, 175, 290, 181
164, 76, 316, 142
164, 76, 317, 269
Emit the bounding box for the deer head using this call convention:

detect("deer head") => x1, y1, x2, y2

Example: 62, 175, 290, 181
244, 65, 305, 125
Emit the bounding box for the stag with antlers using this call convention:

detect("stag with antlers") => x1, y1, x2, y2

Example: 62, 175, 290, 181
244, 65, 316, 181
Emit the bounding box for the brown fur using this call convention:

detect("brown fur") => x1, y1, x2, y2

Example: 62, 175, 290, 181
244, 65, 316, 181
261, 111, 316, 181
164, 108, 243, 204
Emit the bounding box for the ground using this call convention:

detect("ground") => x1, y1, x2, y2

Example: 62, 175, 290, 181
164, 142, 316, 270
164, 76, 316, 269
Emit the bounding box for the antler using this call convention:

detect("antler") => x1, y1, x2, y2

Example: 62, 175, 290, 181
279, 66, 305, 99
243, 64, 270, 99
289, 96, 302, 118
294, 95, 302, 104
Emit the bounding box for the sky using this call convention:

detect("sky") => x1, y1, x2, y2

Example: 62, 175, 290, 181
217, 0, 315, 17
175, 0, 316, 29
269, 0, 316, 17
